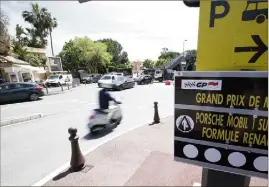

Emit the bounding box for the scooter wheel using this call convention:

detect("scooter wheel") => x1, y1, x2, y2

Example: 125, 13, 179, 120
90, 128, 99, 135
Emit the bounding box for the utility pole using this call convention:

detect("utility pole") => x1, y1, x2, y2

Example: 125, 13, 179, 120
183, 40, 187, 57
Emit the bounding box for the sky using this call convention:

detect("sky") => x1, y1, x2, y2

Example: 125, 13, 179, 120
2, 1, 200, 61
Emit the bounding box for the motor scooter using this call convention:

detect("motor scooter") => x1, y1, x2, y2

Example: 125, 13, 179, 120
88, 101, 123, 134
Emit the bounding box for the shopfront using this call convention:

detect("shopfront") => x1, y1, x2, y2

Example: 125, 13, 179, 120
0, 55, 46, 83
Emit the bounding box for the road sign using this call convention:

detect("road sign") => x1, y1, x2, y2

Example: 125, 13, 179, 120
197, 0, 268, 71
176, 115, 195, 133
174, 71, 268, 179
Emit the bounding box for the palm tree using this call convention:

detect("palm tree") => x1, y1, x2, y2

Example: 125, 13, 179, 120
22, 2, 57, 52
22, 3, 48, 47
43, 12, 57, 56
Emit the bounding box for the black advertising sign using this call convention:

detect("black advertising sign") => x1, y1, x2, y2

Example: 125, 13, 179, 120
175, 76, 268, 111
174, 71, 268, 179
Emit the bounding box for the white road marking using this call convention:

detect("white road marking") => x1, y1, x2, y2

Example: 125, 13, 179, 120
193, 182, 201, 186
31, 114, 172, 187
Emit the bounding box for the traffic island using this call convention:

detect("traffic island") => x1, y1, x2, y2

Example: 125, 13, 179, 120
43, 116, 268, 186
1, 113, 43, 127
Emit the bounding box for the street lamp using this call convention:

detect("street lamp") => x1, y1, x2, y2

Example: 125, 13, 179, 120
183, 40, 187, 57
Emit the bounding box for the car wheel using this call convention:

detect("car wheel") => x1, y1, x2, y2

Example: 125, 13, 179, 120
118, 85, 123, 91
256, 14, 266, 24
29, 93, 39, 101
90, 128, 99, 135
116, 116, 122, 126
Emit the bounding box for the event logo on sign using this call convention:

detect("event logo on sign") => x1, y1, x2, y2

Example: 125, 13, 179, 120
181, 80, 222, 91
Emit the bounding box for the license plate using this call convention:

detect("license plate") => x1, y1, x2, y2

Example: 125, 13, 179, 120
101, 84, 112, 88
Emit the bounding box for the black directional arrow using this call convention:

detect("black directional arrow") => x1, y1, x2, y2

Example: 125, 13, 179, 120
234, 35, 268, 63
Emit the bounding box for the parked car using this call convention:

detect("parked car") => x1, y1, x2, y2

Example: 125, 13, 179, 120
98, 75, 135, 91
137, 75, 153, 85
81, 76, 93, 84
0, 82, 44, 104
44, 74, 72, 87
92, 74, 102, 83
0, 76, 6, 84
109, 72, 124, 76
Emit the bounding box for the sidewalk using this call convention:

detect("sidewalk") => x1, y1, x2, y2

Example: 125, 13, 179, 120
44, 116, 268, 186
43, 85, 80, 96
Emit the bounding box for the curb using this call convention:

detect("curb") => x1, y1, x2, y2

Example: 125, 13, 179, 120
1, 113, 43, 127
32, 114, 173, 187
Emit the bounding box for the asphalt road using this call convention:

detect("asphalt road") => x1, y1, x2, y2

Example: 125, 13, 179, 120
1, 83, 174, 186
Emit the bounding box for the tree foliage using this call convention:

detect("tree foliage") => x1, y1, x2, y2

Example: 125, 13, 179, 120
185, 49, 197, 57
12, 25, 47, 67
25, 53, 47, 67
0, 9, 11, 55
22, 2, 57, 50
12, 24, 29, 60
97, 38, 129, 66
158, 51, 180, 61
142, 59, 155, 68
154, 50, 181, 67
59, 37, 112, 74
155, 58, 167, 67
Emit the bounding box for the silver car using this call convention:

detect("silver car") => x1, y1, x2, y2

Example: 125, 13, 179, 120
98, 75, 135, 91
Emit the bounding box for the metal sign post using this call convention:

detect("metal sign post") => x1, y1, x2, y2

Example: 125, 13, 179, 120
177, 0, 268, 186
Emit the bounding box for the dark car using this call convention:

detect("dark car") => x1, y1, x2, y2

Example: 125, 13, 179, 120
0, 76, 5, 84
81, 76, 93, 84
92, 74, 102, 83
137, 75, 153, 85
0, 82, 44, 104
98, 75, 135, 91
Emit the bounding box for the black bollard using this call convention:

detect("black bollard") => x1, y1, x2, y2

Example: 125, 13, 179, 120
68, 127, 85, 172
68, 83, 70, 90
151, 102, 160, 125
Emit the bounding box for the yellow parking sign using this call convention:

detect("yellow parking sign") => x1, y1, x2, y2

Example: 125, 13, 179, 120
197, 0, 268, 71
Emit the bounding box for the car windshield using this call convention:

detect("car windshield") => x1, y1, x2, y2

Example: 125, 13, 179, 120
48, 75, 59, 79
101, 76, 111, 80
117, 76, 124, 81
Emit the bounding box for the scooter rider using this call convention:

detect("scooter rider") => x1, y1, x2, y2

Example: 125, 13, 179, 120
99, 88, 121, 112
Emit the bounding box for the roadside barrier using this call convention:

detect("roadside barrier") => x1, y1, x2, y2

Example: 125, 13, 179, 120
150, 101, 160, 125
41, 78, 81, 95
68, 127, 86, 172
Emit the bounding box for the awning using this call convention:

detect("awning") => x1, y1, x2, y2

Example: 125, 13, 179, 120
0, 55, 30, 65
12, 64, 46, 73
